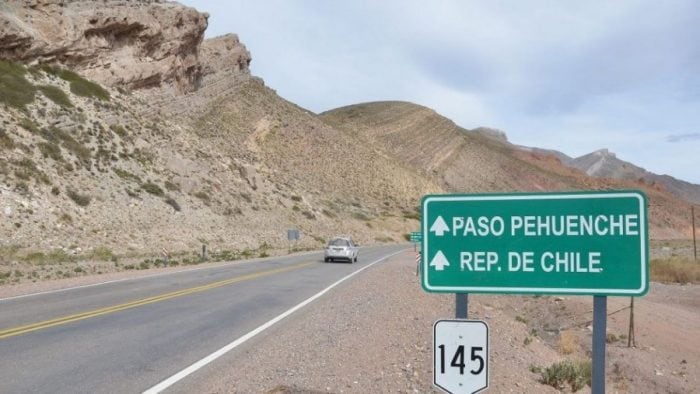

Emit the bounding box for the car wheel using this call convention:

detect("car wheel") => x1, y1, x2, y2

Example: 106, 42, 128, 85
324, 257, 328, 263
354, 255, 358, 263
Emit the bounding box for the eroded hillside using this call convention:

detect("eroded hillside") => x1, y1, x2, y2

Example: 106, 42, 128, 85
0, 61, 432, 279
321, 101, 693, 239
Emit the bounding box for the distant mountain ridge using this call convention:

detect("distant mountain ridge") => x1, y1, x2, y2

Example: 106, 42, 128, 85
478, 130, 700, 206
517, 145, 700, 206
567, 149, 700, 205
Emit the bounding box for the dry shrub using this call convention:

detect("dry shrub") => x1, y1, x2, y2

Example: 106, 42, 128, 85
651, 257, 700, 284
558, 330, 578, 355
539, 359, 591, 392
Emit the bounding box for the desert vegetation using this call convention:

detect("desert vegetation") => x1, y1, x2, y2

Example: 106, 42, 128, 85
651, 257, 700, 284
531, 360, 592, 392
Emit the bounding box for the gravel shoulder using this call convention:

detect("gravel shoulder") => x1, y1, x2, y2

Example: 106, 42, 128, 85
171, 251, 700, 394
172, 251, 562, 393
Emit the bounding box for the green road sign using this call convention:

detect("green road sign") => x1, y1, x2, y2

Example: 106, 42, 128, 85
410, 231, 422, 243
421, 191, 648, 296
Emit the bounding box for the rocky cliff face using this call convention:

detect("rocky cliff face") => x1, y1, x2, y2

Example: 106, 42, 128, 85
0, 0, 250, 93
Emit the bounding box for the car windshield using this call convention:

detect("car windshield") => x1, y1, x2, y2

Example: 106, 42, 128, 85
328, 238, 349, 247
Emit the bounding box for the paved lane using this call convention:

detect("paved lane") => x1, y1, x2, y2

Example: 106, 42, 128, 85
0, 244, 407, 393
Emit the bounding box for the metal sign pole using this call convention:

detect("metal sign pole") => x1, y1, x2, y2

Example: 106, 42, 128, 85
627, 297, 636, 347
592, 295, 607, 394
455, 293, 468, 319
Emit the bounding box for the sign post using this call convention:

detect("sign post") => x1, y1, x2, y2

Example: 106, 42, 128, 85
421, 191, 648, 394
287, 229, 300, 252
592, 296, 607, 393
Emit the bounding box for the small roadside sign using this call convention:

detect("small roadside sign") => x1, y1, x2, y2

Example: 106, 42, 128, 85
287, 229, 300, 241
434, 319, 489, 394
410, 231, 422, 243
421, 191, 648, 296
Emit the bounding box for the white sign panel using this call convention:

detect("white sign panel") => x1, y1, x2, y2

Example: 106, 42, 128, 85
433, 320, 489, 394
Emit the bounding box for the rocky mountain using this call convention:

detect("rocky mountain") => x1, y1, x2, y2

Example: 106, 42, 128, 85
569, 149, 643, 179
0, 0, 694, 280
568, 149, 700, 205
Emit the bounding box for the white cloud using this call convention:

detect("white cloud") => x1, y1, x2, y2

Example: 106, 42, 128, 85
667, 133, 700, 143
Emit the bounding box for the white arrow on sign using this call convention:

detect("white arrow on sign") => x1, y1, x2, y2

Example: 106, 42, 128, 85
430, 216, 450, 236
430, 251, 450, 271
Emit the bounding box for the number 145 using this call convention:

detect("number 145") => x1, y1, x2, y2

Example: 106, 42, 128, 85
437, 345, 485, 375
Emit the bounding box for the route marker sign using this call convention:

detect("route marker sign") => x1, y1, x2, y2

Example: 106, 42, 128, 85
421, 191, 648, 296
410, 231, 422, 243
434, 319, 489, 394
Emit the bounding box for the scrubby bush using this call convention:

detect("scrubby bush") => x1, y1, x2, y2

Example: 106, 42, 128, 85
141, 182, 164, 196
0, 60, 36, 109
51, 68, 110, 101
38, 142, 63, 161
352, 211, 372, 221
20, 118, 40, 134
194, 191, 210, 201
114, 168, 141, 182
539, 360, 591, 392
56, 128, 91, 165
37, 85, 73, 107
13, 157, 50, 184
402, 210, 420, 220
164, 196, 181, 212
322, 209, 336, 218
651, 257, 700, 284
109, 124, 127, 137
0, 130, 15, 150
90, 246, 115, 261
164, 181, 180, 191
67, 188, 91, 206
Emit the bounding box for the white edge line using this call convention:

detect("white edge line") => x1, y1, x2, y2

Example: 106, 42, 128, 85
0, 250, 322, 303
142, 248, 408, 394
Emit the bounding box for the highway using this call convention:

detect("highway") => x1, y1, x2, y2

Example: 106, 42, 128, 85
0, 244, 407, 393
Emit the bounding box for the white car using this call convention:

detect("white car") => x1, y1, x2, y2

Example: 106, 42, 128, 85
324, 237, 359, 263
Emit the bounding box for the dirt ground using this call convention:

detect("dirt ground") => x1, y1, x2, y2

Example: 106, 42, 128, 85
494, 282, 699, 393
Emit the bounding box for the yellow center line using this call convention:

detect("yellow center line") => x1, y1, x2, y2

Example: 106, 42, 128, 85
0, 261, 315, 340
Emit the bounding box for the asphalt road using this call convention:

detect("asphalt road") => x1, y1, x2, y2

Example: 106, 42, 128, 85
0, 244, 408, 393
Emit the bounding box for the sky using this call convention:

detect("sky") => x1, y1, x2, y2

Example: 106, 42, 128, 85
181, 0, 700, 184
